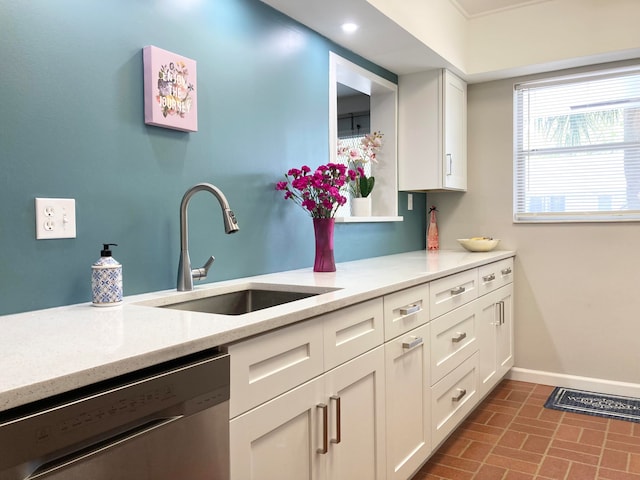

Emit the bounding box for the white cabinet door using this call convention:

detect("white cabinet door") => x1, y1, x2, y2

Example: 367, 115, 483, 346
477, 284, 514, 398
230, 347, 386, 480
325, 346, 386, 480
229, 376, 325, 480
443, 70, 467, 190
398, 69, 440, 192
398, 69, 467, 192
496, 286, 514, 378
384, 324, 431, 480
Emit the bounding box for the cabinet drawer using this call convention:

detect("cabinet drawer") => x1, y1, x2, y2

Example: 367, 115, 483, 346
383, 283, 430, 341
430, 300, 478, 384
429, 269, 478, 319
478, 258, 514, 296
228, 319, 324, 418
324, 298, 384, 370
431, 352, 479, 447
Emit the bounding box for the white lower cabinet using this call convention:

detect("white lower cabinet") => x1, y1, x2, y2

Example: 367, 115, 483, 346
384, 323, 431, 480
229, 375, 325, 480
230, 346, 386, 480
325, 346, 386, 480
228, 256, 515, 480
478, 284, 514, 398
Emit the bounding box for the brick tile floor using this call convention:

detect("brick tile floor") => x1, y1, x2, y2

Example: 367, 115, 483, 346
411, 380, 640, 480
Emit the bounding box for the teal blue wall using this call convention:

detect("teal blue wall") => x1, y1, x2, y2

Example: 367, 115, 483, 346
0, 0, 426, 315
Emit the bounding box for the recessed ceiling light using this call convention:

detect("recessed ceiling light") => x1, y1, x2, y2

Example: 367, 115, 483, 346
341, 23, 359, 34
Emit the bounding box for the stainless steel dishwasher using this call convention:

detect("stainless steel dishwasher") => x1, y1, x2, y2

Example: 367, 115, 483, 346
0, 349, 229, 480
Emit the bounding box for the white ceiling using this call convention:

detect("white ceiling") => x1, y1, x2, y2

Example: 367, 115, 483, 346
260, 0, 458, 76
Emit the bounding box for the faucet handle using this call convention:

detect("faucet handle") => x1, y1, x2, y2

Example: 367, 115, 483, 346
192, 256, 215, 281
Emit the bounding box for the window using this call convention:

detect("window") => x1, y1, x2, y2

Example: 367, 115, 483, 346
514, 65, 640, 222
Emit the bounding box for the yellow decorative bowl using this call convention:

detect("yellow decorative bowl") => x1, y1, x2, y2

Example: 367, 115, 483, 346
457, 238, 500, 252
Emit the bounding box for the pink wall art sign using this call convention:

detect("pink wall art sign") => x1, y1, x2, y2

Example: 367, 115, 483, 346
143, 45, 198, 132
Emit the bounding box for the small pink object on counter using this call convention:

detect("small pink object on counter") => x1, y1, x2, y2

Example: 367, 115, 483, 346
428, 206, 439, 250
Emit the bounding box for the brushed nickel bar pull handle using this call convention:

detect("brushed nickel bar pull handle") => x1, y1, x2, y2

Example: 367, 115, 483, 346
451, 286, 465, 295
501, 267, 512, 275
402, 336, 424, 350
451, 332, 467, 343
330, 395, 341, 445
452, 388, 467, 402
446, 153, 453, 175
317, 403, 328, 454
399, 304, 421, 316
499, 300, 505, 325
483, 273, 495, 282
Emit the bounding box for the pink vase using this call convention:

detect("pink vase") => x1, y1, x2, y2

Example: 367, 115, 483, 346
313, 218, 336, 272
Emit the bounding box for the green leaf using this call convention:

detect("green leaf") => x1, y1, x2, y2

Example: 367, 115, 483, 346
359, 176, 375, 197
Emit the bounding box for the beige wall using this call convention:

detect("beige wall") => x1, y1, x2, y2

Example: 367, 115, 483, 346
466, 0, 640, 79
367, 0, 468, 72
428, 60, 640, 387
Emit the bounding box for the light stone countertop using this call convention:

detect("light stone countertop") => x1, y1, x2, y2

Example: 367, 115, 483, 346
0, 249, 514, 413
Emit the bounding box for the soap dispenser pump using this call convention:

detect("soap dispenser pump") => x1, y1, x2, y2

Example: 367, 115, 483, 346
91, 243, 123, 307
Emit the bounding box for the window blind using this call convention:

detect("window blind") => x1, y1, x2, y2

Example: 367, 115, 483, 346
514, 65, 640, 222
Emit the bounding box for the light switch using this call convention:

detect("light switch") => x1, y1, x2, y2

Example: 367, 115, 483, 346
35, 198, 76, 239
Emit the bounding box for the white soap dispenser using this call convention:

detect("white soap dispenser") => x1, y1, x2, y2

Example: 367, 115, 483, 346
91, 243, 123, 307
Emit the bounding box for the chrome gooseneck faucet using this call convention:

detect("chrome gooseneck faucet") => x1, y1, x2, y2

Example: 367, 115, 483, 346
177, 183, 239, 291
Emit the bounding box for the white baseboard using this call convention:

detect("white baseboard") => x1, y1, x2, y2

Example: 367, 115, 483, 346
507, 367, 640, 398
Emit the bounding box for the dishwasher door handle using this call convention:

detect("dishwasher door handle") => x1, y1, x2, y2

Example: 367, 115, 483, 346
26, 416, 184, 480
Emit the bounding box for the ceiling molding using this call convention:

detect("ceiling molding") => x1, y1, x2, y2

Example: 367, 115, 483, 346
450, 0, 552, 19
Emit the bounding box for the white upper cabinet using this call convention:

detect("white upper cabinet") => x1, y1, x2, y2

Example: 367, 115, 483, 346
398, 69, 467, 192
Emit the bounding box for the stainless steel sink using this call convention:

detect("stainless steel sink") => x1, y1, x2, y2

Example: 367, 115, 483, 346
137, 283, 340, 316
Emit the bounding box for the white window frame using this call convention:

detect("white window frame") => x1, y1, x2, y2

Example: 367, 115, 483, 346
513, 65, 640, 223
